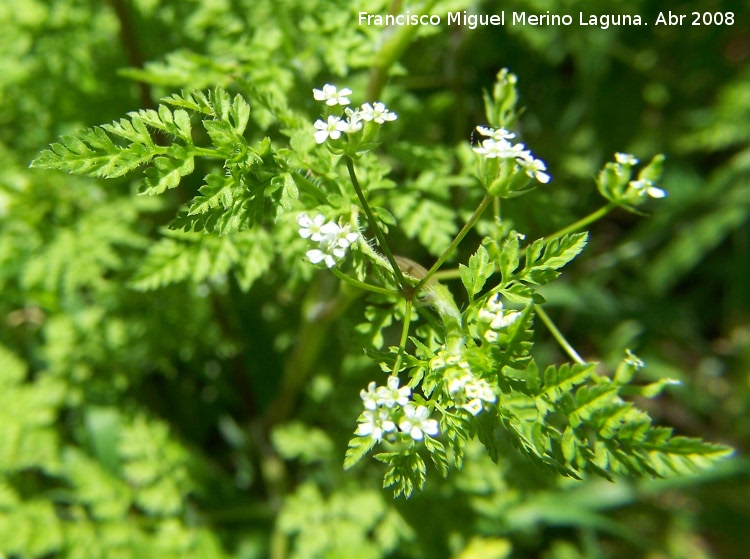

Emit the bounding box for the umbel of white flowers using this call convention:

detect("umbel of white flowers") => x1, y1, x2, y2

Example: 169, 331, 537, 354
472, 125, 550, 184
297, 213, 359, 268
356, 376, 440, 442
312, 84, 397, 144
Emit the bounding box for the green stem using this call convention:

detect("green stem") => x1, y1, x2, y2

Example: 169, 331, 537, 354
392, 299, 413, 375
539, 202, 617, 248
192, 146, 226, 158
330, 266, 400, 297
345, 156, 407, 290
535, 304, 585, 365
414, 193, 493, 293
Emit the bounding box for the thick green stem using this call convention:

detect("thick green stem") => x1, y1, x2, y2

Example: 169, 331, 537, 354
535, 304, 585, 365
345, 156, 407, 290
414, 194, 493, 293
392, 299, 413, 375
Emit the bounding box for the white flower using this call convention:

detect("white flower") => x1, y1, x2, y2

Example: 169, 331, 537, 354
313, 115, 345, 144
519, 156, 551, 184
313, 84, 352, 106
448, 372, 496, 416
399, 405, 439, 441
629, 179, 667, 199
472, 138, 515, 159
297, 213, 326, 241
448, 374, 471, 395
466, 381, 496, 403
615, 152, 639, 165
359, 102, 397, 124
299, 215, 360, 268
483, 330, 498, 343
479, 294, 521, 332
339, 108, 363, 133
305, 248, 336, 268
356, 409, 396, 441
463, 399, 484, 416
376, 376, 411, 408
476, 125, 516, 142
360, 381, 381, 411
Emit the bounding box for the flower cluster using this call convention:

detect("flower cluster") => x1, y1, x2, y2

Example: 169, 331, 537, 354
297, 213, 359, 268
472, 125, 550, 184
448, 373, 497, 416
429, 348, 498, 417
312, 84, 397, 145
615, 153, 667, 199
355, 376, 439, 442
477, 293, 521, 343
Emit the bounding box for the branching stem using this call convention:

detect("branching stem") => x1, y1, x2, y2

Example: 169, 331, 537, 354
345, 155, 407, 290
414, 193, 493, 292
535, 304, 586, 365
330, 267, 400, 297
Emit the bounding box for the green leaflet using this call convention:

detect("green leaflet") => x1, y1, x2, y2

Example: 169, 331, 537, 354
517, 232, 589, 285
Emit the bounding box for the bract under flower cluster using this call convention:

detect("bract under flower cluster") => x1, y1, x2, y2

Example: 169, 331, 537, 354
356, 376, 439, 442
297, 213, 359, 268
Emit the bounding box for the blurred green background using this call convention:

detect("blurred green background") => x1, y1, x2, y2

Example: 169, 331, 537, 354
1, 0, 749, 557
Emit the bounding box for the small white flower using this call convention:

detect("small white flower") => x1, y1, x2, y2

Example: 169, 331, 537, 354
359, 102, 397, 124
615, 152, 639, 165
479, 294, 521, 333
306, 248, 336, 268
463, 399, 484, 416
313, 84, 352, 106
429, 355, 446, 371
483, 330, 498, 343
472, 138, 514, 159
356, 409, 396, 441
399, 405, 439, 441
629, 179, 667, 199
297, 213, 326, 241
360, 381, 381, 411
476, 125, 516, 142
376, 376, 411, 408
448, 374, 471, 395
313, 115, 345, 144
484, 294, 504, 314
466, 381, 496, 404
299, 216, 360, 268
491, 310, 521, 330
339, 108, 363, 133
519, 157, 551, 184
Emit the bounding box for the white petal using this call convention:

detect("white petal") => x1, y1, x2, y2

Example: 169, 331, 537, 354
306, 249, 325, 264
648, 186, 667, 198
423, 419, 439, 436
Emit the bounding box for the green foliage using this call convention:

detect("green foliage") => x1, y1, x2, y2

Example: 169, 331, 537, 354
3, 0, 748, 557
